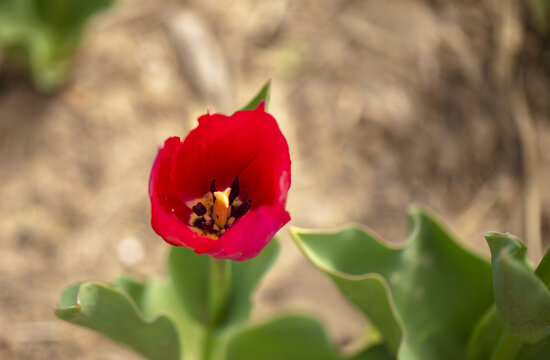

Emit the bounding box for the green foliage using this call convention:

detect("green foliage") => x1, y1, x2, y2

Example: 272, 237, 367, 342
55, 281, 180, 360
0, 0, 113, 92
348, 344, 395, 360
55, 239, 280, 360
292, 207, 550, 360
466, 232, 550, 360
226, 315, 340, 360
291, 206, 494, 360
236, 80, 271, 112
486, 232, 550, 343
168, 238, 280, 331
226, 314, 394, 360
467, 306, 504, 360
529, 0, 550, 34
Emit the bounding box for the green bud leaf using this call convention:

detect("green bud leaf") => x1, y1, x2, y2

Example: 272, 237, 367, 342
236, 80, 271, 112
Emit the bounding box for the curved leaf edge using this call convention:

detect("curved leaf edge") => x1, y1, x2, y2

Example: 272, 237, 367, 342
290, 222, 407, 356
291, 205, 489, 281
290, 205, 491, 359
54, 280, 177, 327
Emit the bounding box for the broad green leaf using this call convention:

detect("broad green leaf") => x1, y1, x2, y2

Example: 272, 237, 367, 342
291, 206, 493, 360
486, 232, 550, 343
168, 238, 279, 330
236, 80, 271, 112
55, 281, 180, 360
226, 315, 340, 360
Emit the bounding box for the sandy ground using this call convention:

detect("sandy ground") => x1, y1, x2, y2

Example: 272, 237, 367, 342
0, 0, 549, 358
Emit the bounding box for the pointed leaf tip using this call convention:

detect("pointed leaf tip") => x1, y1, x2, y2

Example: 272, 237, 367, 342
236, 80, 271, 113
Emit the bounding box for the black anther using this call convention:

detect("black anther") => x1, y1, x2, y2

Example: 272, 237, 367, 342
229, 177, 240, 205
192, 202, 207, 216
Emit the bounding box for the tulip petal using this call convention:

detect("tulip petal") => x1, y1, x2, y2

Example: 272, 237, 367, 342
205, 205, 290, 261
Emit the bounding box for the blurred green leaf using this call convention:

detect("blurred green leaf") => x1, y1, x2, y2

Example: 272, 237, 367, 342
486, 232, 550, 343
55, 281, 180, 360
0, 0, 113, 92
529, 0, 550, 34
291, 206, 494, 360
226, 315, 340, 360
236, 80, 271, 112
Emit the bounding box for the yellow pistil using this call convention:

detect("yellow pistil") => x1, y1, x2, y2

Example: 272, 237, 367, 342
212, 187, 231, 228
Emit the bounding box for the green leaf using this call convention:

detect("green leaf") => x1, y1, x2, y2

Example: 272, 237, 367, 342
226, 315, 340, 360
33, 0, 114, 32
467, 239, 550, 359
291, 206, 494, 360
535, 244, 550, 287
55, 239, 279, 360
112, 275, 146, 307
236, 80, 271, 112
486, 232, 550, 343
168, 238, 279, 330
54, 281, 180, 360
516, 337, 550, 359
168, 244, 210, 324
347, 344, 395, 360
0, 0, 114, 92
529, 0, 550, 33
466, 306, 503, 360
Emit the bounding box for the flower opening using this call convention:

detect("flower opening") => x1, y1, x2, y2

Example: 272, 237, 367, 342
188, 177, 252, 237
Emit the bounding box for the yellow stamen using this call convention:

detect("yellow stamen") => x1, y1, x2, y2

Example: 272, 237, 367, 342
212, 187, 231, 228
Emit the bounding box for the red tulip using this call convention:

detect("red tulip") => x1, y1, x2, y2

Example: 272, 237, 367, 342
149, 103, 291, 261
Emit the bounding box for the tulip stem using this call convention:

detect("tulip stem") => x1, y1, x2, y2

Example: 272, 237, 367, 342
208, 258, 231, 326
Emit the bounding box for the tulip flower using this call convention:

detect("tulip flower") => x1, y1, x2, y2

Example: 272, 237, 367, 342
149, 102, 290, 261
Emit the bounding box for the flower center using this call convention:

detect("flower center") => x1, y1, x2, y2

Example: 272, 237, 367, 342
188, 177, 251, 238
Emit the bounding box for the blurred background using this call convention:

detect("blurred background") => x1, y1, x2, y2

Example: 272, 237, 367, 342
0, 0, 549, 358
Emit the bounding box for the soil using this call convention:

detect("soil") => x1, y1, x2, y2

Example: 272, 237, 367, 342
1, 0, 549, 358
